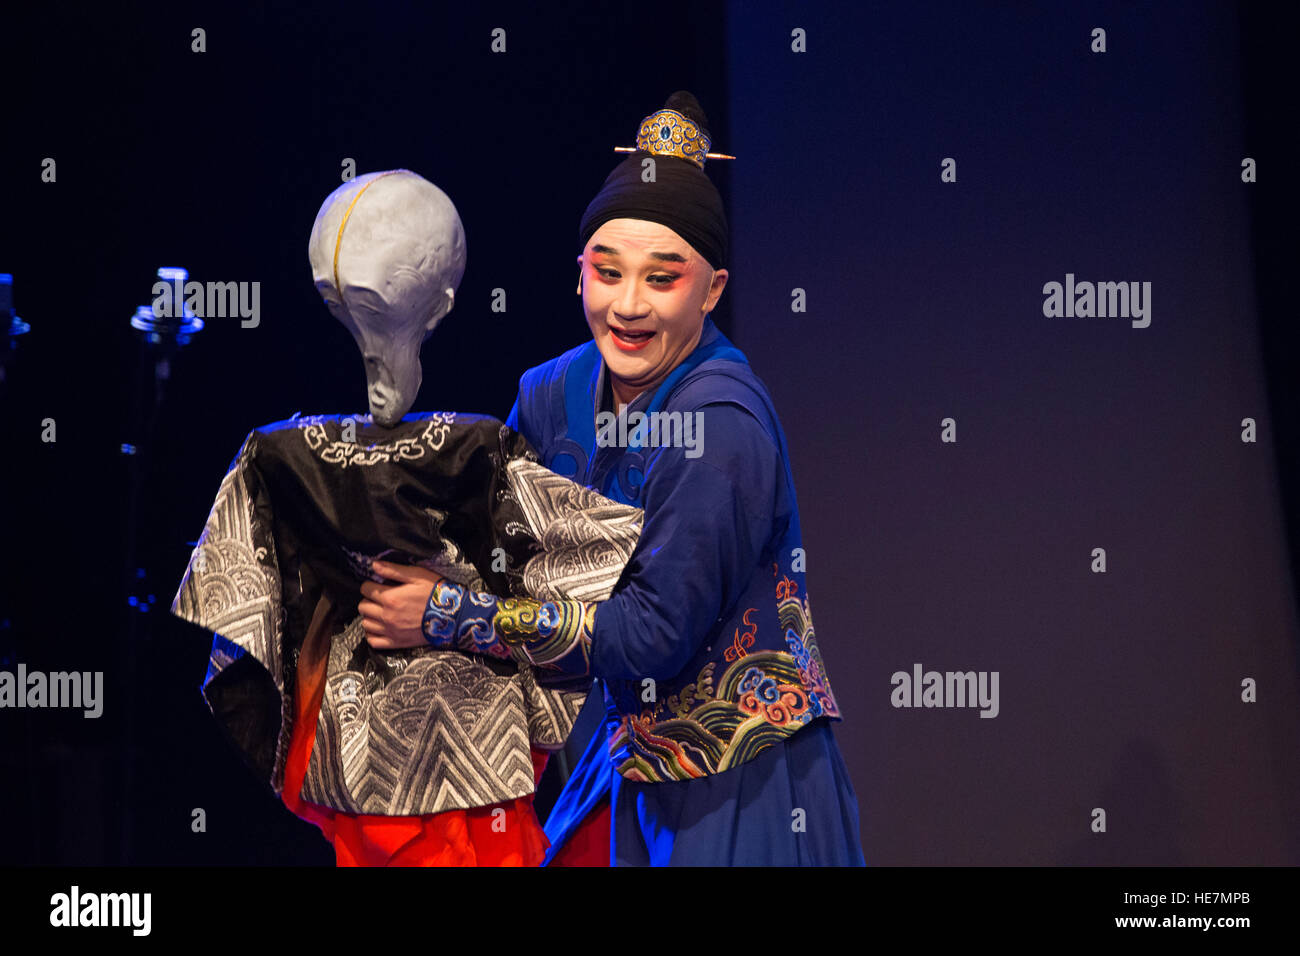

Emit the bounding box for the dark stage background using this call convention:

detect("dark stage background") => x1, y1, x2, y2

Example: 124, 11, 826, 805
0, 0, 1295, 866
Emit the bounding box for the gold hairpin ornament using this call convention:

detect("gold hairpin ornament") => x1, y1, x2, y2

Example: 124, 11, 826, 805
615, 108, 736, 169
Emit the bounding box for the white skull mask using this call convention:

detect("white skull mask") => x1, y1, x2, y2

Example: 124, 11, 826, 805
308, 170, 466, 426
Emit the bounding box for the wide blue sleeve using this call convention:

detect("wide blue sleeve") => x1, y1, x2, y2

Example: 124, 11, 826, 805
424, 403, 782, 682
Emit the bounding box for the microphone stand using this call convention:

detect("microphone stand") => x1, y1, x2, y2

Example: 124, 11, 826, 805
119, 267, 203, 863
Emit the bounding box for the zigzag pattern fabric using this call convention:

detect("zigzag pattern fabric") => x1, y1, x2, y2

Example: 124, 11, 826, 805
172, 412, 642, 815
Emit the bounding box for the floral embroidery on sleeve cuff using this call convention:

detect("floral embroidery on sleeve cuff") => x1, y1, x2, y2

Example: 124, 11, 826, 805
422, 578, 595, 676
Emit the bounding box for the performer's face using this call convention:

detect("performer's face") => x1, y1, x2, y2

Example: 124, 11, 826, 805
579, 218, 728, 406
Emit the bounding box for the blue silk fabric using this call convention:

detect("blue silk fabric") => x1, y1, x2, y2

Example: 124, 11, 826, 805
508, 319, 865, 865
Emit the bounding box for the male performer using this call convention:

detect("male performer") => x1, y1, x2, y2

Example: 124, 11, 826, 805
360, 92, 865, 865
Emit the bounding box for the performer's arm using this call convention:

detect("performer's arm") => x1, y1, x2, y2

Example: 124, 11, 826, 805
422, 403, 783, 681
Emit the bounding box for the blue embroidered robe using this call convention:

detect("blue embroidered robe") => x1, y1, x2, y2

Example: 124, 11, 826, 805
508, 318, 865, 866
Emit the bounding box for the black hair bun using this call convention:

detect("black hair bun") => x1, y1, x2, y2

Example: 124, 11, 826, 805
664, 90, 711, 141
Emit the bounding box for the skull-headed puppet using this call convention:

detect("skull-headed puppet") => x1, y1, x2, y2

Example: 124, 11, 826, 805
308, 170, 466, 426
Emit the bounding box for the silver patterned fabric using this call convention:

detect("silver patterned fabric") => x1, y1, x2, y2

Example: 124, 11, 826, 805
171, 413, 642, 815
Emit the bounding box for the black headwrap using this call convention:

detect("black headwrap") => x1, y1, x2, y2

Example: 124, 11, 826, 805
578, 91, 729, 270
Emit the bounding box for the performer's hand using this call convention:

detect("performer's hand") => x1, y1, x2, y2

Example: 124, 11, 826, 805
358, 560, 445, 650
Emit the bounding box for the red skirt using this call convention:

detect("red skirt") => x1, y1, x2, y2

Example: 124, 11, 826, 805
280, 642, 552, 867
